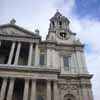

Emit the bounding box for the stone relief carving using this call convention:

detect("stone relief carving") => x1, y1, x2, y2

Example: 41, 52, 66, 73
59, 84, 77, 90
58, 79, 80, 95
0, 27, 30, 36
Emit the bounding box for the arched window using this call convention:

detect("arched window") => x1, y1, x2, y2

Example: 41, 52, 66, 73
67, 99, 71, 100
64, 94, 75, 100
52, 21, 55, 27
59, 21, 62, 28
37, 95, 44, 100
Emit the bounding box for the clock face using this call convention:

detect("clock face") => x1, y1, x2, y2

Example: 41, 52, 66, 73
60, 32, 66, 38
58, 32, 70, 40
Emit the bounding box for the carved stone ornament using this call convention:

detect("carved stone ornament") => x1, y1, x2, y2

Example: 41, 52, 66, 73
59, 84, 77, 90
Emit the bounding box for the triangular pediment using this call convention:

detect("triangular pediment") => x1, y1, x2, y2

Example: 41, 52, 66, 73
0, 24, 40, 39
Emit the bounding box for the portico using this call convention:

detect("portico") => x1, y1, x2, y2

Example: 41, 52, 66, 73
0, 76, 59, 100
0, 40, 39, 66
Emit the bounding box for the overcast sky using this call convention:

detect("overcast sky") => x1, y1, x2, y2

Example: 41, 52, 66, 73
0, 0, 100, 100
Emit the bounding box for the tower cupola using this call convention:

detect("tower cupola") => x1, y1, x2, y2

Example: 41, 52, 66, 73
49, 11, 70, 33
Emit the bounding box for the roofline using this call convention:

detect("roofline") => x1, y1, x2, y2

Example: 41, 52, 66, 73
0, 24, 41, 39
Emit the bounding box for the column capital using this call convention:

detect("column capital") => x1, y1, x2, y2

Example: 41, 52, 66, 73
31, 79, 36, 81
47, 79, 52, 82
1, 77, 8, 80
53, 80, 58, 83
24, 78, 30, 81
9, 77, 15, 80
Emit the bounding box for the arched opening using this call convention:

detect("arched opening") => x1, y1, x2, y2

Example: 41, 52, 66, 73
59, 21, 62, 28
67, 99, 71, 100
64, 94, 75, 100
37, 95, 44, 100
52, 21, 55, 27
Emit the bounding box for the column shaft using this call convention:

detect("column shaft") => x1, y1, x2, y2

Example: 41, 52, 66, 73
14, 42, 21, 65
23, 79, 29, 100
0, 78, 8, 100
35, 43, 39, 66
82, 87, 89, 100
47, 80, 51, 100
7, 42, 15, 64
30, 80, 36, 100
28, 43, 33, 66
7, 78, 15, 100
53, 81, 59, 100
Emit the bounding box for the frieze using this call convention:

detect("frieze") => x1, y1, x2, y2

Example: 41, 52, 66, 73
0, 35, 40, 43
58, 83, 79, 95
58, 84, 78, 90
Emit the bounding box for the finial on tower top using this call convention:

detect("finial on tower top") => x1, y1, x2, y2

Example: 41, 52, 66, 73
56, 9, 59, 12
35, 29, 40, 35
10, 18, 16, 25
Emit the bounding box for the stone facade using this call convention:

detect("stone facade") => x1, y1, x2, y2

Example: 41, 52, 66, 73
0, 11, 93, 100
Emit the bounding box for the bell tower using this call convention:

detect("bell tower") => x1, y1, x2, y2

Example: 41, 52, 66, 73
49, 11, 70, 33
47, 11, 76, 43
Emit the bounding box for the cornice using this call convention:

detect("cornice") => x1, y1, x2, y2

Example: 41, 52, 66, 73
0, 64, 60, 74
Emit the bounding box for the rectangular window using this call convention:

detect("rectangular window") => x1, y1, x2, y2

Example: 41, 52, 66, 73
40, 54, 45, 65
63, 56, 69, 70
39, 49, 46, 66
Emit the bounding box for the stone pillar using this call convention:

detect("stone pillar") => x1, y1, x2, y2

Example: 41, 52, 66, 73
28, 43, 33, 66
30, 80, 36, 100
14, 42, 21, 65
53, 81, 59, 100
88, 88, 94, 100
0, 78, 8, 100
82, 87, 90, 100
76, 51, 87, 73
72, 53, 77, 73
80, 52, 88, 72
52, 50, 56, 68
23, 79, 29, 100
47, 49, 51, 68
47, 80, 51, 100
0, 41, 1, 46
35, 43, 39, 66
7, 42, 15, 65
7, 78, 15, 100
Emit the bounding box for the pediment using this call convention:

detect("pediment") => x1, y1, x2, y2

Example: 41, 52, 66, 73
0, 24, 40, 38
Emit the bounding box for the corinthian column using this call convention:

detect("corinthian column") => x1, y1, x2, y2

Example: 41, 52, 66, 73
53, 81, 59, 100
7, 42, 15, 65
23, 79, 29, 100
14, 42, 21, 65
0, 78, 8, 100
47, 80, 51, 100
34, 43, 39, 66
30, 80, 36, 100
7, 78, 15, 100
28, 43, 33, 66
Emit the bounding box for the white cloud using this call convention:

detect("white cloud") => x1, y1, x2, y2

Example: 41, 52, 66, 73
70, 17, 100, 100
0, 0, 99, 99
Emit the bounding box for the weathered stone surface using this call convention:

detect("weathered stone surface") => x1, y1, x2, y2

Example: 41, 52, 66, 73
0, 11, 93, 100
